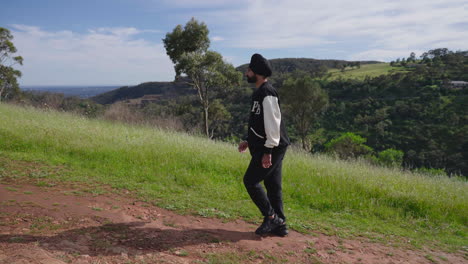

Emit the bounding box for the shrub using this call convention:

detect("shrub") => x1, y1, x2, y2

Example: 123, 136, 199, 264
324, 132, 373, 159
102, 102, 145, 124
377, 149, 404, 167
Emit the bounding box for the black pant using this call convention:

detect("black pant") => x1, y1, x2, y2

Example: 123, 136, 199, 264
243, 147, 287, 221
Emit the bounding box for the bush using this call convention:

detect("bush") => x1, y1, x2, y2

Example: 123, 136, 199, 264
324, 132, 373, 159
377, 148, 404, 167
17, 91, 103, 118
102, 102, 145, 124
102, 101, 185, 132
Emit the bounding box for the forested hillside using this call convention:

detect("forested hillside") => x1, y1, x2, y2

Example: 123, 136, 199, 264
280, 49, 467, 176
237, 58, 381, 80
317, 55, 468, 176
91, 77, 194, 105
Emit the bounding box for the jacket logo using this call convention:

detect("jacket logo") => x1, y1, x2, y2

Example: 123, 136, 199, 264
251, 101, 261, 115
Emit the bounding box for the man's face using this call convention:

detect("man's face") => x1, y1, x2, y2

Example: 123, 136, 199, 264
246, 68, 257, 83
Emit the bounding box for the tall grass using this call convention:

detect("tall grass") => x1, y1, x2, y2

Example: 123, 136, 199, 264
0, 103, 466, 249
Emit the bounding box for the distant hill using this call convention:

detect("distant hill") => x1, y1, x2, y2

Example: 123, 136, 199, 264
236, 58, 382, 74
21, 85, 121, 99
90, 78, 194, 105
91, 58, 384, 104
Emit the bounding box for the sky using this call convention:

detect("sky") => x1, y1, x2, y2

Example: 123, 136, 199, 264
2, 0, 467, 86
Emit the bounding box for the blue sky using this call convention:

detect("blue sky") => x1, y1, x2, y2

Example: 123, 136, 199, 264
2, 0, 467, 86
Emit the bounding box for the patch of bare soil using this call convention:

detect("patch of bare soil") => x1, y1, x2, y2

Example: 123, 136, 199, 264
0, 177, 466, 264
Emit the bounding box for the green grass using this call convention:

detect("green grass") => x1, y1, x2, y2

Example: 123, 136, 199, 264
203, 252, 249, 264
0, 103, 466, 250
326, 63, 408, 80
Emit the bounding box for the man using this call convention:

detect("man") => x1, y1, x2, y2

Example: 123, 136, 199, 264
238, 53, 290, 236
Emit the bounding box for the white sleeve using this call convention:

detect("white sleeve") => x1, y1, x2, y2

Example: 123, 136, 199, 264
263, 95, 281, 149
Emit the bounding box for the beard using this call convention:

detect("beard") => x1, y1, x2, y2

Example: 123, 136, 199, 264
247, 75, 257, 83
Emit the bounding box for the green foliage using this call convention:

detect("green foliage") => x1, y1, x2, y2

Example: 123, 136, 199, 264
281, 71, 329, 150
163, 19, 242, 138
324, 132, 374, 159
377, 149, 404, 167
319, 49, 467, 176
0, 27, 23, 101
208, 99, 231, 137
163, 17, 210, 71
307, 128, 328, 153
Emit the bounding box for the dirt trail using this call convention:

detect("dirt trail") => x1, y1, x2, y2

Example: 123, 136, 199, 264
0, 180, 465, 264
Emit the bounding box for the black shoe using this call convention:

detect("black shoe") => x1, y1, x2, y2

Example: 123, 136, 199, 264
255, 215, 284, 235
271, 223, 288, 237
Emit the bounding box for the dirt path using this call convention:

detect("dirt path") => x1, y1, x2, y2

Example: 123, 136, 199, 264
0, 180, 465, 264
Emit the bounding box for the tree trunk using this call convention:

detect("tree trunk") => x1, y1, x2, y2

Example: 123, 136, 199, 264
203, 105, 210, 138
299, 111, 309, 151
301, 134, 307, 151
194, 79, 211, 139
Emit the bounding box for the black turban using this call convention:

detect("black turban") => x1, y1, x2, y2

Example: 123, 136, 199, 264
249, 53, 272, 77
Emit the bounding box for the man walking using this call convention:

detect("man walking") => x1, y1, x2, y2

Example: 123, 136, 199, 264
238, 53, 290, 236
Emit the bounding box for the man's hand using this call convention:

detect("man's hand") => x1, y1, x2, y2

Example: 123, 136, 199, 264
238, 141, 248, 153
262, 154, 272, 168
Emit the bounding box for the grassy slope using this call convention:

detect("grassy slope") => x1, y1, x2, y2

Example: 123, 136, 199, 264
326, 63, 408, 80
0, 103, 466, 250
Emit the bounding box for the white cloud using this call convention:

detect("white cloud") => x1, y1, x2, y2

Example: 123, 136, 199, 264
90, 27, 161, 36
10, 25, 174, 86
348, 49, 423, 62
180, 0, 468, 60
211, 36, 224, 42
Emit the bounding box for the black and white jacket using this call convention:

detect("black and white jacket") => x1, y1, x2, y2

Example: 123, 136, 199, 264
247, 82, 290, 154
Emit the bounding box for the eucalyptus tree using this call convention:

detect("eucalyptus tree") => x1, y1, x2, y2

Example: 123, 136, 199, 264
0, 27, 23, 101
163, 18, 241, 138
281, 72, 329, 150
